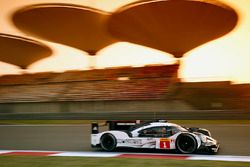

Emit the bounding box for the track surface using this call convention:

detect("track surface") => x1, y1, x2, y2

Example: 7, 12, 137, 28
0, 124, 249, 156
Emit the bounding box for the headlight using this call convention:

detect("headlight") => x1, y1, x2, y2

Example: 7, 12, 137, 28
199, 134, 215, 143
206, 137, 214, 142
200, 135, 207, 142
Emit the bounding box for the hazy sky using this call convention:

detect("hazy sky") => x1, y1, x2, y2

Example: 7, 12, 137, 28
0, 0, 250, 83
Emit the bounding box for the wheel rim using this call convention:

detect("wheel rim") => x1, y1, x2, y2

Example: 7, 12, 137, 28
101, 135, 115, 150
177, 135, 196, 153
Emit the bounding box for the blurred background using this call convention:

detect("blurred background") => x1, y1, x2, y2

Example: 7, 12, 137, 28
0, 0, 249, 113
0, 0, 249, 83
0, 0, 250, 160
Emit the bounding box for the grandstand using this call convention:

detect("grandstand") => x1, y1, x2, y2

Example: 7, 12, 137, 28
0, 64, 190, 113
176, 81, 250, 110
0, 0, 244, 114
1, 63, 249, 113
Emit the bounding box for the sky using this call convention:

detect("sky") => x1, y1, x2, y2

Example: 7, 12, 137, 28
0, 0, 250, 83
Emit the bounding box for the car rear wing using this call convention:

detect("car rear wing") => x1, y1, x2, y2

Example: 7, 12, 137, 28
91, 119, 167, 134
91, 120, 140, 134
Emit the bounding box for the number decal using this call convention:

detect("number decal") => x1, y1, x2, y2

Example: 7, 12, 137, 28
160, 138, 170, 149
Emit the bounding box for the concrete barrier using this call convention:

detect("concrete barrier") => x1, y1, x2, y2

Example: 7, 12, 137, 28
0, 110, 249, 120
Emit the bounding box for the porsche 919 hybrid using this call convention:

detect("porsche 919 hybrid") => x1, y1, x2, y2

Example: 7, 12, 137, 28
91, 120, 219, 154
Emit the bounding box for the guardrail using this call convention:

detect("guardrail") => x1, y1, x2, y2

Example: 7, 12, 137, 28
0, 110, 250, 120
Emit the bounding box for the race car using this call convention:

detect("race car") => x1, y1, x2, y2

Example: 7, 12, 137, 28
91, 120, 219, 154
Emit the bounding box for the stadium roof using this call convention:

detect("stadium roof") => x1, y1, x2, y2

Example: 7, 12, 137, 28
0, 0, 238, 71
108, 0, 238, 58
12, 3, 116, 55
0, 33, 52, 69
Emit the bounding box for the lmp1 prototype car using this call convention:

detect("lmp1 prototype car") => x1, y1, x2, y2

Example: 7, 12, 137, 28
91, 120, 219, 154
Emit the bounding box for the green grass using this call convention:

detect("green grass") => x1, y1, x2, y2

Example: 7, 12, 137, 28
0, 119, 249, 125
0, 156, 249, 167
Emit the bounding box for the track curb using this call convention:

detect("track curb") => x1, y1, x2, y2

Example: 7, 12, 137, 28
0, 150, 250, 162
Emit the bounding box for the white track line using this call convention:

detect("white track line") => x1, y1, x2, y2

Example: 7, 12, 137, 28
51, 151, 121, 157
0, 150, 12, 154
0, 150, 250, 162
188, 155, 250, 162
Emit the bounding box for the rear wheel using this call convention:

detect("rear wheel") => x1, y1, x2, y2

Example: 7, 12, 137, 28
176, 133, 197, 154
100, 133, 117, 151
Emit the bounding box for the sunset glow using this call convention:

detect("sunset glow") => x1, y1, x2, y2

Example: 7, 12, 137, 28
0, 0, 250, 83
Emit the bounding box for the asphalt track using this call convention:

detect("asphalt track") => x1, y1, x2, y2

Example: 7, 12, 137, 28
0, 124, 249, 156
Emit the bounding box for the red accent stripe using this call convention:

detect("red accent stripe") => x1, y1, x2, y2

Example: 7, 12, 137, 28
118, 154, 189, 159
2, 151, 58, 156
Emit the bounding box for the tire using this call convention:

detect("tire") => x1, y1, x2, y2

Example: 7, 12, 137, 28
176, 133, 197, 154
100, 133, 117, 151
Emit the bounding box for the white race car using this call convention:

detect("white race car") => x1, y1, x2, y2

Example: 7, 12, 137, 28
91, 120, 219, 154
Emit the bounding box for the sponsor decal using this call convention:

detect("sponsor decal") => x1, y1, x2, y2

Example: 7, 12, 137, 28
118, 139, 142, 145
160, 138, 170, 149
147, 138, 154, 141
117, 123, 136, 125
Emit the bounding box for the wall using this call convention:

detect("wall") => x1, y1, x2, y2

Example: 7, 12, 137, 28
0, 99, 193, 113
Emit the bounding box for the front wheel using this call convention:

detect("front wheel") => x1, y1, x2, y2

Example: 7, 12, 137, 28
176, 133, 197, 154
100, 133, 117, 151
